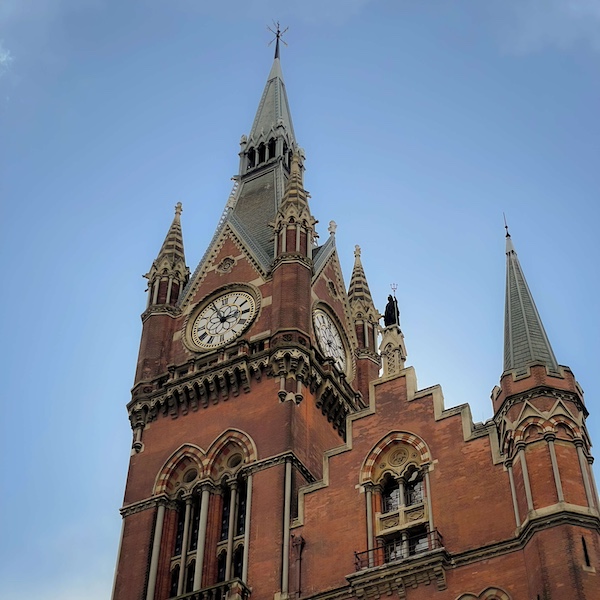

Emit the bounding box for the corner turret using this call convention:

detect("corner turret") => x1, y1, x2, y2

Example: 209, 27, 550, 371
144, 202, 189, 310
348, 246, 381, 389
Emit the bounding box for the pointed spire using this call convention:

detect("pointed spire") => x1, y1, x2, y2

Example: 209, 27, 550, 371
348, 245, 377, 318
145, 203, 189, 307
503, 229, 558, 374
156, 202, 186, 267
247, 47, 296, 148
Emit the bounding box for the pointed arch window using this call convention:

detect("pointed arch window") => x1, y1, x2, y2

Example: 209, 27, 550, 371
247, 147, 256, 169
355, 437, 440, 570
258, 143, 266, 164
268, 138, 277, 159
169, 565, 180, 598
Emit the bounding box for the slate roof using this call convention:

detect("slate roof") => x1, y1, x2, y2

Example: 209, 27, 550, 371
504, 233, 559, 374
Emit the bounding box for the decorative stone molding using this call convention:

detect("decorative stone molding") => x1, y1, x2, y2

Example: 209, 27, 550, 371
347, 548, 448, 598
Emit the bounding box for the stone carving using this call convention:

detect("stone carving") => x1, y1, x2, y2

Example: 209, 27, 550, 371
216, 256, 236, 274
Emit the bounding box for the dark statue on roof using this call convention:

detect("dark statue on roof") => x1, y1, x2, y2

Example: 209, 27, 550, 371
384, 295, 399, 327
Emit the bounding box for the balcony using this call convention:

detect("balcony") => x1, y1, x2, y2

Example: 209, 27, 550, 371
354, 529, 444, 570
376, 499, 427, 538
171, 579, 250, 600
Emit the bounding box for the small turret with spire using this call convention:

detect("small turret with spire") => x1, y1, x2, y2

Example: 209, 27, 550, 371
272, 150, 316, 262
144, 202, 190, 311
348, 245, 381, 389
492, 225, 596, 543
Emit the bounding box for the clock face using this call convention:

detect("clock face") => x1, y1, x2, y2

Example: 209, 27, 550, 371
313, 308, 347, 373
190, 291, 257, 350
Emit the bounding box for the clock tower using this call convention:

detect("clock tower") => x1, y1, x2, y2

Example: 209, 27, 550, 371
113, 42, 599, 600
113, 42, 369, 600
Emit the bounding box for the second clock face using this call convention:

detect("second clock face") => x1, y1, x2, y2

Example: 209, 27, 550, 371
191, 291, 257, 350
313, 308, 347, 374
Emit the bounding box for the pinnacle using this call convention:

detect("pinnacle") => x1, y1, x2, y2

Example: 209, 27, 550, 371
348, 245, 377, 319
503, 233, 558, 374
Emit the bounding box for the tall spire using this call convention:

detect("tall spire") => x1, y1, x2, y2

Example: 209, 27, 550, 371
145, 203, 189, 307
223, 45, 299, 272
247, 45, 296, 149
503, 230, 558, 374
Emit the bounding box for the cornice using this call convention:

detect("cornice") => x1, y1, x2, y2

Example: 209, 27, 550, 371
128, 342, 365, 443
141, 304, 181, 322
494, 385, 587, 426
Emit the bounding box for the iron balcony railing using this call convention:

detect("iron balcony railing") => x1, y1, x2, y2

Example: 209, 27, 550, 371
354, 529, 444, 570
171, 578, 250, 600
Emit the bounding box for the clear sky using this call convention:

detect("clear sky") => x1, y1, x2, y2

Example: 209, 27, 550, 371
1, 1, 599, 598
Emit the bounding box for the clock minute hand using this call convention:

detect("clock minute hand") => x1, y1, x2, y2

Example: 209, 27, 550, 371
210, 302, 224, 319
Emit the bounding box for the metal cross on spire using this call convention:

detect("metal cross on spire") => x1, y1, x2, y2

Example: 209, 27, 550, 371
268, 21, 288, 59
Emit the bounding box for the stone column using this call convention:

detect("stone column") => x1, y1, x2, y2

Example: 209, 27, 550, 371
281, 459, 293, 594
364, 483, 374, 567
193, 485, 211, 590
166, 276, 173, 305
588, 457, 599, 509
146, 502, 166, 600
545, 434, 564, 503
242, 474, 253, 583
224, 481, 238, 581
517, 444, 534, 513
576, 440, 595, 508
177, 497, 193, 595
506, 460, 521, 527
424, 469, 434, 534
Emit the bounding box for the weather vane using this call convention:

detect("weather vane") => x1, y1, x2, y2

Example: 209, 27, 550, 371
268, 21, 289, 59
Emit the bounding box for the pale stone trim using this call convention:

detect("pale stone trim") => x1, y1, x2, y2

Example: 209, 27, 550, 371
507, 463, 521, 527
545, 435, 564, 502
193, 486, 211, 590
518, 446, 534, 512
146, 503, 165, 600
576, 442, 595, 508
281, 459, 293, 595
364, 484, 374, 567
224, 481, 238, 581
242, 474, 253, 583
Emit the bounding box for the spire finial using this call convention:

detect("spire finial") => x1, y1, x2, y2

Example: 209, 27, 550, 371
175, 202, 183, 218
354, 244, 361, 258
503, 212, 510, 238
268, 21, 288, 60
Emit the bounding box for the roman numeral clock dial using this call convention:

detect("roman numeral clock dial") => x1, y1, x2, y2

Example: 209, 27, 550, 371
190, 290, 258, 350
313, 307, 348, 374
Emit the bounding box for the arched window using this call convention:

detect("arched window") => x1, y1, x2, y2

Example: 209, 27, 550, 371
247, 147, 256, 169
185, 559, 195, 593
258, 143, 266, 164
357, 436, 437, 569
405, 467, 424, 506
217, 550, 227, 582
236, 478, 247, 536
173, 500, 185, 555
233, 545, 244, 579
189, 495, 201, 551
220, 485, 231, 541
381, 475, 400, 513
169, 565, 180, 598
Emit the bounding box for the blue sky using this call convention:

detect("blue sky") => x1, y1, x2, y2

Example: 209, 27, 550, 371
1, 1, 599, 598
